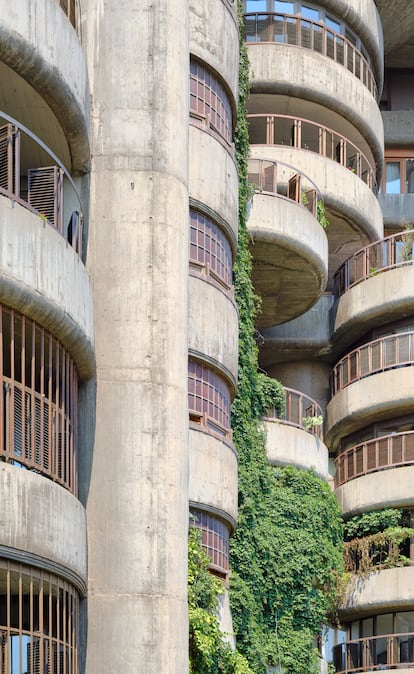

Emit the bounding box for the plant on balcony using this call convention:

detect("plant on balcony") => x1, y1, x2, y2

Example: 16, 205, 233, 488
317, 199, 329, 229
401, 227, 414, 262
302, 414, 323, 431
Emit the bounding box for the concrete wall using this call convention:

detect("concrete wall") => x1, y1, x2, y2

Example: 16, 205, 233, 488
0, 195, 94, 379
82, 0, 190, 672
0, 463, 86, 590
188, 275, 238, 381
189, 125, 239, 241
190, 0, 239, 104
326, 368, 414, 450
0, 0, 89, 173
248, 191, 328, 326
379, 194, 414, 229
264, 420, 329, 480
336, 465, 414, 517
382, 111, 414, 146
266, 361, 331, 411
247, 44, 384, 172
341, 566, 414, 620
189, 429, 238, 526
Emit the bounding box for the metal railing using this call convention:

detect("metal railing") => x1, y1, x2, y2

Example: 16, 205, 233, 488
247, 113, 376, 191
247, 157, 323, 217
243, 12, 378, 99
335, 431, 414, 487
333, 632, 414, 673
0, 112, 84, 257
332, 331, 414, 395
264, 386, 323, 438
334, 230, 414, 297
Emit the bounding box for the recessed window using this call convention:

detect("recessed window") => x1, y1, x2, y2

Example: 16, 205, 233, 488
188, 360, 232, 437
190, 509, 230, 576
382, 153, 414, 194
189, 210, 233, 290
190, 59, 233, 144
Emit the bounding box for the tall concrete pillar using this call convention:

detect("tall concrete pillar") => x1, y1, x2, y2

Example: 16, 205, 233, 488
81, 1, 189, 671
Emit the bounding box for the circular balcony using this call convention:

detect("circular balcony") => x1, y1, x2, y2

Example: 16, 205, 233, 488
190, 0, 239, 102
0, 0, 89, 172
247, 157, 328, 326
263, 386, 329, 479
243, 12, 378, 98
334, 632, 414, 674
326, 334, 414, 450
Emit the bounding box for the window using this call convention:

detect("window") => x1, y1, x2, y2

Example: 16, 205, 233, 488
189, 210, 233, 290
188, 360, 232, 437
382, 151, 414, 194
190, 60, 233, 144
190, 509, 230, 576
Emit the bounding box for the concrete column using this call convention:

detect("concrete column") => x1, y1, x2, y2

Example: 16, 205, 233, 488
81, 1, 189, 672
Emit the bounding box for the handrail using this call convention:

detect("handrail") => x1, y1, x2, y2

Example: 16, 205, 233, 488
264, 386, 323, 438
247, 157, 323, 217
332, 331, 414, 395
334, 230, 414, 297
335, 431, 414, 487
243, 11, 378, 99
0, 112, 84, 257
247, 113, 376, 191
333, 632, 414, 673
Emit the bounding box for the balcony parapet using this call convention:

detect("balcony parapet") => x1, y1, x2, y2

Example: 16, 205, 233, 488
334, 632, 414, 674
248, 114, 376, 191
335, 230, 414, 297
243, 12, 378, 99
265, 385, 324, 437
0, 113, 84, 257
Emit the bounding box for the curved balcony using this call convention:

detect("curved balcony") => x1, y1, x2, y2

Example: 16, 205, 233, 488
248, 113, 376, 191
243, 12, 378, 99
0, 112, 84, 257
247, 157, 328, 326
336, 432, 414, 489
334, 633, 414, 673
263, 387, 328, 478
335, 230, 414, 296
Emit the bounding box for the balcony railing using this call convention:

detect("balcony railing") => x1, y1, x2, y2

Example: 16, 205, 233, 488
334, 230, 414, 297
247, 157, 323, 217
333, 632, 414, 673
335, 431, 414, 488
243, 12, 378, 98
332, 331, 414, 395
0, 112, 84, 257
264, 386, 323, 438
247, 113, 376, 191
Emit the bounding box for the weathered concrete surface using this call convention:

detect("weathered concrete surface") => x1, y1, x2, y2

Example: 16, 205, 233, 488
336, 465, 414, 518
379, 194, 414, 229
189, 275, 238, 382
0, 0, 89, 173
326, 368, 414, 451
0, 463, 86, 587
0, 195, 94, 380
190, 0, 239, 104
82, 0, 190, 672
340, 566, 414, 621
189, 429, 238, 525
266, 361, 331, 412
189, 125, 239, 242
333, 267, 414, 357
375, 0, 414, 67
382, 111, 414, 147
264, 419, 329, 481
247, 44, 384, 173
247, 191, 328, 327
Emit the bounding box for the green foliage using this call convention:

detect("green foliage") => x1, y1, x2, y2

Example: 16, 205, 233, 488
344, 508, 403, 540
302, 414, 323, 430
345, 526, 414, 576
317, 199, 329, 229
188, 527, 254, 674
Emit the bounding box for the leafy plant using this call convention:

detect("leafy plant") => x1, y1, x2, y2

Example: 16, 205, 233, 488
317, 200, 329, 229
344, 526, 414, 577
344, 508, 403, 540
302, 415, 323, 430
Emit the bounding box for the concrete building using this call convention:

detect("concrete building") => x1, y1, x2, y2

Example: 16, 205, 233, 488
0, 0, 414, 673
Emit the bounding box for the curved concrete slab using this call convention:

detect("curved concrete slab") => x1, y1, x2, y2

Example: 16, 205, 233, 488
0, 0, 89, 173
189, 427, 238, 526
247, 192, 328, 327
326, 368, 414, 451
189, 125, 238, 243
188, 275, 238, 383
0, 463, 86, 591
333, 267, 414, 357
336, 465, 414, 518
341, 566, 414, 621
264, 419, 329, 481
190, 0, 239, 106
247, 44, 384, 172
0, 195, 94, 380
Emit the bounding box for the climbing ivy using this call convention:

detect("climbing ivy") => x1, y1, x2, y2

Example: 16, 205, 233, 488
228, 3, 345, 672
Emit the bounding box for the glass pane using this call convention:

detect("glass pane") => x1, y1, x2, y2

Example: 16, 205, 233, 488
362, 617, 374, 637
406, 159, 414, 193
377, 613, 393, 635
301, 5, 319, 20
351, 621, 360, 640
274, 0, 294, 12
397, 611, 414, 633
386, 162, 401, 194
245, 0, 267, 10
326, 15, 341, 32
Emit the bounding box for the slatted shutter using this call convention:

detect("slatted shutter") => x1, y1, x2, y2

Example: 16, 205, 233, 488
0, 124, 19, 194
28, 166, 63, 231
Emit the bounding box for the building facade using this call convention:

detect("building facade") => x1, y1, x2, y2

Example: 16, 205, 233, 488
0, 0, 413, 672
